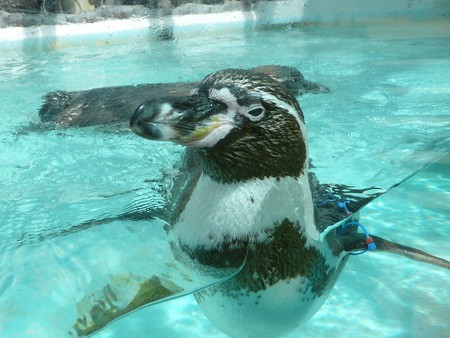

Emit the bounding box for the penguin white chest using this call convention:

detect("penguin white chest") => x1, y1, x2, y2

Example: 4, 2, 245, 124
171, 174, 339, 338
172, 173, 319, 249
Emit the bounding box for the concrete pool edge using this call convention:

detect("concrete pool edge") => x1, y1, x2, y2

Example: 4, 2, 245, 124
1, 0, 450, 45
0, 10, 255, 43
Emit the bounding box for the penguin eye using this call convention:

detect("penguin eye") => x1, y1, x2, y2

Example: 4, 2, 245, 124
245, 106, 265, 121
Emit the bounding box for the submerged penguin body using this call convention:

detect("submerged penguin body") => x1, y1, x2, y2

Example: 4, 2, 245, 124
130, 68, 353, 337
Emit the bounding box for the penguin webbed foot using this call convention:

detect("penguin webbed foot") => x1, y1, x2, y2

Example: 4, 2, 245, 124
341, 233, 450, 270
371, 235, 450, 270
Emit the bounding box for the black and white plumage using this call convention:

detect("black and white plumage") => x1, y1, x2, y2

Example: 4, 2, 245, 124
128, 68, 368, 337
127, 68, 449, 338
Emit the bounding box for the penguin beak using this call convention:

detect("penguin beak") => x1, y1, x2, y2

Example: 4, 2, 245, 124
297, 80, 330, 95
130, 95, 234, 147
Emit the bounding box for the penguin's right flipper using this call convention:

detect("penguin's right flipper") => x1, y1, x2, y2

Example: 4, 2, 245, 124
71, 274, 182, 337
69, 244, 247, 337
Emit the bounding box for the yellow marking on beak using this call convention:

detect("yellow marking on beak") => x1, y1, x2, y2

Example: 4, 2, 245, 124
182, 115, 223, 142
183, 120, 221, 143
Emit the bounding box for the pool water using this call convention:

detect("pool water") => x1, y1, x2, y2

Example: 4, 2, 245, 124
0, 18, 449, 337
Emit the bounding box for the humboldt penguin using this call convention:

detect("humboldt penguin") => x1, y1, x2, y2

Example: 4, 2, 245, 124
36, 65, 328, 129
129, 68, 450, 337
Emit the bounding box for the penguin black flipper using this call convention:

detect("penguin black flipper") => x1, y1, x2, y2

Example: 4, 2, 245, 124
311, 152, 448, 235
309, 170, 384, 233
309, 153, 450, 272
70, 260, 246, 337
339, 233, 450, 270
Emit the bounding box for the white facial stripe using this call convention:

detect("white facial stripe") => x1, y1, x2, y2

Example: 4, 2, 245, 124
209, 87, 238, 107
209, 86, 304, 129
258, 91, 305, 128
209, 87, 263, 120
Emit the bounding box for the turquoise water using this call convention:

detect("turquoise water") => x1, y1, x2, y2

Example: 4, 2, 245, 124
0, 19, 449, 337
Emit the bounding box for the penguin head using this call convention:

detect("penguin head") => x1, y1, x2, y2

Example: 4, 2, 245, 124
249, 65, 329, 96
130, 68, 308, 182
